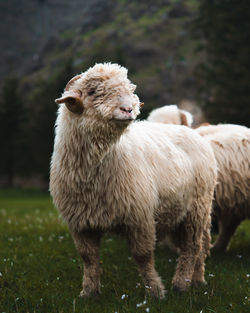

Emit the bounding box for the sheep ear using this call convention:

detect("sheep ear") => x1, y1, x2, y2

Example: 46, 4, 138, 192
180, 112, 188, 126
55, 95, 84, 114
180, 111, 193, 127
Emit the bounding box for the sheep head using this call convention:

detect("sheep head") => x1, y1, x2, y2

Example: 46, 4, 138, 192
55, 63, 141, 125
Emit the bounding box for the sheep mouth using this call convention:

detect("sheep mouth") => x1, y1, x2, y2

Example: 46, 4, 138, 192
112, 118, 134, 123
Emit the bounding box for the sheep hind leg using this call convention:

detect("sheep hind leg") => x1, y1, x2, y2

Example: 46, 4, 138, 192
128, 227, 166, 299
212, 216, 242, 252
171, 217, 203, 292
71, 229, 102, 297
192, 218, 211, 287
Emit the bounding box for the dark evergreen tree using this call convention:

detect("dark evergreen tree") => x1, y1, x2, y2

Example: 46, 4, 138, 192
195, 0, 250, 126
26, 59, 74, 182
0, 77, 24, 186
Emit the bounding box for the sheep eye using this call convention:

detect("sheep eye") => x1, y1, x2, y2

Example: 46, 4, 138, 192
88, 89, 95, 96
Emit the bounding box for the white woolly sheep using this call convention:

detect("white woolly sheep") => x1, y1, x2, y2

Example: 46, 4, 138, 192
147, 104, 193, 127
196, 124, 250, 251
149, 105, 250, 251
50, 63, 217, 298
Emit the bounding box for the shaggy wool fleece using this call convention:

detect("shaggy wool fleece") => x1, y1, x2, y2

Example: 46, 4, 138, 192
196, 124, 250, 250
50, 63, 217, 298
147, 104, 193, 127
148, 104, 250, 251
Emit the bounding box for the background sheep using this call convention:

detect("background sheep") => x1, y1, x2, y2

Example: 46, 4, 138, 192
149, 105, 250, 251
147, 104, 193, 127
197, 124, 250, 251
50, 63, 217, 298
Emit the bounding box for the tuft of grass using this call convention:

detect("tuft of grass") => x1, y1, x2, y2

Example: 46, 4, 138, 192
0, 190, 250, 313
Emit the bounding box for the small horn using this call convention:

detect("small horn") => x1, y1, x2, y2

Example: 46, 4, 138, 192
65, 74, 82, 91
140, 102, 144, 108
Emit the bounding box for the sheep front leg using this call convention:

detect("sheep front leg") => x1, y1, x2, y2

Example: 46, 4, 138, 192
172, 247, 200, 291
128, 226, 166, 299
72, 229, 102, 297
171, 218, 203, 291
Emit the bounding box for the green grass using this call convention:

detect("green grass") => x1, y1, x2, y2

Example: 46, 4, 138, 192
0, 190, 250, 313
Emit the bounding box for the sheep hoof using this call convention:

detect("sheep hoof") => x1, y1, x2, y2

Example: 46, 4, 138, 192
79, 288, 101, 298
148, 287, 166, 299
192, 279, 207, 288
146, 282, 166, 299
172, 279, 190, 292
172, 285, 186, 293
211, 243, 227, 252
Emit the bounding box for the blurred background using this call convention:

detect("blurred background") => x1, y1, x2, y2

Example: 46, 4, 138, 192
0, 0, 249, 189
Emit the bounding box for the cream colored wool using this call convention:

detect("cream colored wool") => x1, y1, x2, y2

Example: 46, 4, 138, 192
147, 104, 193, 127
149, 105, 250, 251
196, 124, 250, 251
50, 63, 217, 298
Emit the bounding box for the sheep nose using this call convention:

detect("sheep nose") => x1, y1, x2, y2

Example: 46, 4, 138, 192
120, 106, 133, 113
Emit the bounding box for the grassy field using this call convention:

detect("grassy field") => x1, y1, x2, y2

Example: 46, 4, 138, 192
0, 190, 250, 313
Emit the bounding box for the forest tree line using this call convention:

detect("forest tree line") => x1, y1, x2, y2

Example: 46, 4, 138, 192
0, 0, 249, 187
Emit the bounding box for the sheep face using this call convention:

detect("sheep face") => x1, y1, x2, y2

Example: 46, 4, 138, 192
55, 63, 141, 125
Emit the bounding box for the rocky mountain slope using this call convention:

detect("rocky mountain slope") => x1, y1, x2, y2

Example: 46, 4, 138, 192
1, 0, 200, 116
0, 0, 114, 78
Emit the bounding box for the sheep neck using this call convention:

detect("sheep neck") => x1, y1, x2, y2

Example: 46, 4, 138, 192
63, 116, 127, 182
